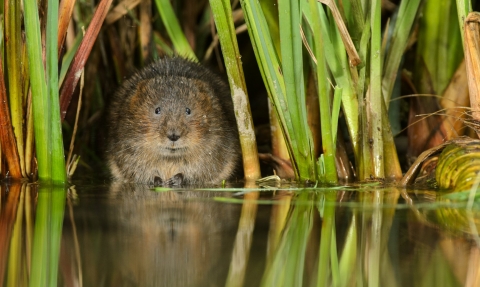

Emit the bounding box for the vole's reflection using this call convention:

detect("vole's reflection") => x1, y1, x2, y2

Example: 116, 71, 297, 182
66, 183, 241, 287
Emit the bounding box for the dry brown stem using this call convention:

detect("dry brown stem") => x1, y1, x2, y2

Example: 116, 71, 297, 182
0, 58, 22, 178
464, 12, 480, 138
318, 0, 361, 66
59, 0, 113, 121
58, 0, 77, 54
105, 0, 141, 25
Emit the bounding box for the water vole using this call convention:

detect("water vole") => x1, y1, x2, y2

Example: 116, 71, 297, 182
106, 57, 241, 185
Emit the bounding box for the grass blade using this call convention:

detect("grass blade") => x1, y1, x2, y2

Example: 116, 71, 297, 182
456, 0, 472, 45
59, 33, 83, 85
308, 0, 338, 183
303, 2, 361, 174
58, 0, 77, 54
225, 191, 259, 287
139, 0, 153, 62
382, 0, 422, 103
239, 0, 297, 176
365, 0, 384, 179
0, 184, 22, 285
29, 186, 67, 287
47, 0, 67, 183
105, 0, 142, 25
464, 12, 480, 135
153, 0, 197, 60
416, 0, 463, 95
261, 192, 313, 287
316, 193, 335, 286
279, 0, 317, 181
24, 0, 53, 181
338, 216, 358, 287
59, 0, 113, 121
5, 0, 26, 177
319, 0, 361, 66
0, 57, 22, 178
209, 0, 261, 181
6, 185, 25, 287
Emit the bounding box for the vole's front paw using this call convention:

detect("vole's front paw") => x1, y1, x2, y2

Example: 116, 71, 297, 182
153, 176, 163, 187
163, 173, 184, 187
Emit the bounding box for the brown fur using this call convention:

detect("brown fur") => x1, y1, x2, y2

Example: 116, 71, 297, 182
106, 57, 241, 185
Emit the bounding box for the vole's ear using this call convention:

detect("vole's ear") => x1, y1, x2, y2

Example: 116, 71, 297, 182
192, 79, 209, 93
129, 79, 150, 108
193, 79, 213, 105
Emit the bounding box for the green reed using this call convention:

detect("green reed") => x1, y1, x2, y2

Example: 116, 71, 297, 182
24, 0, 66, 183
0, 0, 113, 182
29, 186, 67, 287
382, 0, 422, 103
261, 192, 314, 286
209, 0, 262, 181
237, 0, 415, 182
154, 0, 197, 60
416, 1, 464, 96
6, 0, 26, 178
307, 0, 338, 183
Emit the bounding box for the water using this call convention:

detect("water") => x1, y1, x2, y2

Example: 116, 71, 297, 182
1, 182, 479, 287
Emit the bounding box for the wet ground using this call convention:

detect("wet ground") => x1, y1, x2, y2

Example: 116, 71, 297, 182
1, 181, 479, 287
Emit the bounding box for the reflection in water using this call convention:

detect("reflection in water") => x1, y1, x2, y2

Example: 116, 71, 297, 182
0, 183, 66, 287
1, 183, 480, 286
63, 183, 242, 287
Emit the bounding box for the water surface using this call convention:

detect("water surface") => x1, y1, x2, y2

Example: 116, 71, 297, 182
1, 182, 479, 287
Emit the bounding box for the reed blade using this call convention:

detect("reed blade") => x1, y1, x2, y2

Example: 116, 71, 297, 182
365, 0, 384, 179
47, 0, 67, 183
24, 0, 52, 181
59, 0, 113, 121
0, 58, 22, 178
239, 0, 297, 177
58, 0, 77, 55
209, 0, 261, 181
29, 186, 67, 287
5, 0, 26, 177
307, 0, 338, 183
153, 0, 197, 60
456, 0, 473, 45
382, 0, 422, 103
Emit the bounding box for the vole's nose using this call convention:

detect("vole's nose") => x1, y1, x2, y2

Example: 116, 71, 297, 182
167, 132, 180, 142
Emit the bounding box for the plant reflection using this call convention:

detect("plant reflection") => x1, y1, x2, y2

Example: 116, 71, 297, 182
1, 183, 480, 287
0, 183, 66, 287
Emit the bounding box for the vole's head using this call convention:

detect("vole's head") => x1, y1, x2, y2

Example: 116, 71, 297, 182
127, 76, 223, 157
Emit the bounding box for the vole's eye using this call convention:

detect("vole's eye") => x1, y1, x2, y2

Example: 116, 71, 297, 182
155, 107, 161, 114
185, 108, 191, 115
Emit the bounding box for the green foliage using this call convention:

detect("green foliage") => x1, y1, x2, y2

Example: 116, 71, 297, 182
154, 0, 197, 60
416, 0, 464, 95
24, 0, 66, 183
29, 187, 67, 287
239, 0, 413, 182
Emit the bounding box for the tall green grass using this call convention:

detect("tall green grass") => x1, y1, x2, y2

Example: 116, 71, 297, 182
0, 184, 66, 287
29, 186, 67, 287
0, 0, 476, 185
24, 0, 66, 183
5, 0, 26, 178
0, 0, 113, 183
209, 0, 262, 181
234, 0, 412, 182
154, 0, 197, 60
